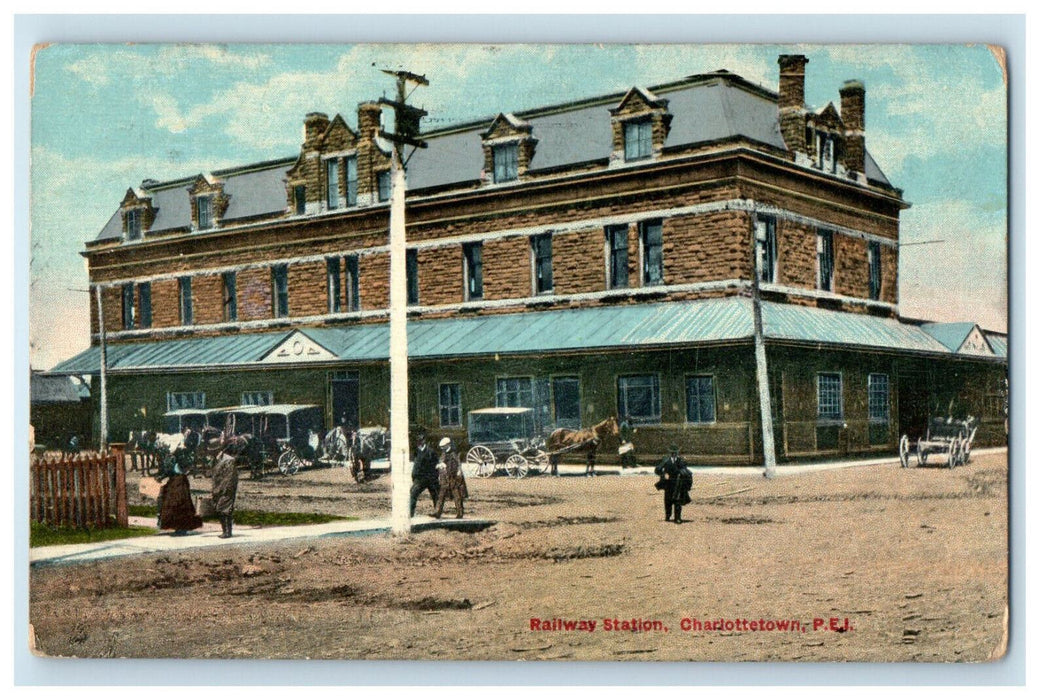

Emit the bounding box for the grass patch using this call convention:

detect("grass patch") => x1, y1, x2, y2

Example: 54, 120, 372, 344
128, 504, 351, 527
30, 522, 156, 548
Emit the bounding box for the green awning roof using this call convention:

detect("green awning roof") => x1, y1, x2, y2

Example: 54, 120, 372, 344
48, 298, 1005, 375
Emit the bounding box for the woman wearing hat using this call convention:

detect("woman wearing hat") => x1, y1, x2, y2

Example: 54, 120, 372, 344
434, 437, 469, 519
655, 444, 692, 524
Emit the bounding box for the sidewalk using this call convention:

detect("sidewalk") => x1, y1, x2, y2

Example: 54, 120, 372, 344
30, 515, 494, 568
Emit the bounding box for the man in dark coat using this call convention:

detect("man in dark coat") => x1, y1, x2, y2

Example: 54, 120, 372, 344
655, 444, 692, 524
211, 446, 240, 538
434, 437, 468, 519
410, 435, 441, 517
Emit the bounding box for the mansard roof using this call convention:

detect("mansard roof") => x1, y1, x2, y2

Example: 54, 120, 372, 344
92, 70, 894, 243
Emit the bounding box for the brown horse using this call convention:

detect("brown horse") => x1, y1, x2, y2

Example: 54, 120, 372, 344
546, 416, 620, 476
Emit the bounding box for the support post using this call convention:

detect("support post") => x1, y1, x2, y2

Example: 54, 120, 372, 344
95, 287, 109, 453
751, 219, 778, 478
388, 145, 411, 536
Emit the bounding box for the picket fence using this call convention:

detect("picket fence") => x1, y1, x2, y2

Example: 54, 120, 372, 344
30, 449, 128, 529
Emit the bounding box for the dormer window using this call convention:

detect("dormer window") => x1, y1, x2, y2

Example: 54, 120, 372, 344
196, 195, 213, 229
624, 119, 653, 161
326, 159, 340, 209
492, 143, 519, 183
125, 209, 142, 241
810, 129, 839, 171
345, 157, 358, 206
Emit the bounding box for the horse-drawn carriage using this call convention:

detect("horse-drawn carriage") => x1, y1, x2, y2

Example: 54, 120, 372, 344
463, 408, 550, 478
899, 416, 979, 469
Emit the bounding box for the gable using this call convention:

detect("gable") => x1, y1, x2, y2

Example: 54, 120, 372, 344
957, 326, 996, 357
260, 331, 338, 363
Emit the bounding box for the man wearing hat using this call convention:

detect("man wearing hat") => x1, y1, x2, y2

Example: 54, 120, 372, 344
655, 444, 692, 523
409, 433, 441, 518
434, 437, 469, 519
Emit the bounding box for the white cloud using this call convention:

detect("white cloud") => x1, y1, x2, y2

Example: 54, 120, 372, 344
156, 45, 272, 71
65, 54, 110, 87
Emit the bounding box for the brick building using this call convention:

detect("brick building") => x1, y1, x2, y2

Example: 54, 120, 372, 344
51, 54, 1007, 463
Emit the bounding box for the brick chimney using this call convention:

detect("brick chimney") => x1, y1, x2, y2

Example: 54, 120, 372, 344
777, 54, 809, 153
357, 102, 382, 138
839, 80, 866, 175
303, 112, 330, 149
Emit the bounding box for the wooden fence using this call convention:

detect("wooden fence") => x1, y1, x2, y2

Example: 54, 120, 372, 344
30, 449, 128, 529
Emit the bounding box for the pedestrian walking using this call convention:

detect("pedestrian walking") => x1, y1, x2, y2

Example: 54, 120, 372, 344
157, 457, 203, 534
211, 445, 240, 539
410, 434, 441, 517
434, 437, 468, 519
655, 444, 692, 524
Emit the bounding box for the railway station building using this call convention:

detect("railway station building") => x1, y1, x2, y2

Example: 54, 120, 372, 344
50, 54, 1008, 464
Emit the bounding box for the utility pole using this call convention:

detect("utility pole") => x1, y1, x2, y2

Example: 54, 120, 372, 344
751, 219, 777, 479
95, 286, 109, 452
379, 69, 428, 536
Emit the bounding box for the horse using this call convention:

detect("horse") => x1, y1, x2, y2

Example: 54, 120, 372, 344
322, 426, 351, 466
546, 416, 620, 476
349, 427, 388, 483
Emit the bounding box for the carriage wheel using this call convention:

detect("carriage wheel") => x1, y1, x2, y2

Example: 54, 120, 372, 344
534, 450, 551, 474
464, 446, 496, 478
506, 454, 529, 479
898, 435, 911, 469
916, 438, 928, 467
961, 437, 973, 465
278, 449, 302, 476
947, 438, 959, 469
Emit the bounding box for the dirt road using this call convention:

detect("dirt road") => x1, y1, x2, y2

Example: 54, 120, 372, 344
29, 452, 1009, 662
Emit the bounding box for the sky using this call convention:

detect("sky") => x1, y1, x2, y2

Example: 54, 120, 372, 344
28, 43, 1008, 370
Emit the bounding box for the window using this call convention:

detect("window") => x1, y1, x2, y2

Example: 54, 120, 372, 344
816, 132, 836, 170
242, 391, 274, 406
439, 383, 462, 427
406, 249, 419, 306
327, 159, 340, 209
222, 272, 237, 322
294, 185, 306, 215
532, 233, 553, 294
377, 170, 391, 202
327, 257, 342, 313
618, 374, 661, 424
817, 229, 834, 292
755, 215, 777, 284
345, 157, 358, 206
178, 276, 193, 325
817, 373, 843, 421
493, 143, 519, 183
271, 264, 289, 318
553, 377, 581, 430
641, 220, 664, 286
868, 374, 889, 422
121, 283, 135, 329
137, 282, 152, 328
196, 195, 213, 229
167, 391, 205, 411
686, 376, 716, 424
464, 243, 483, 301
868, 242, 882, 300
624, 119, 653, 161
345, 254, 360, 311
126, 209, 141, 241
496, 377, 533, 408
606, 224, 629, 289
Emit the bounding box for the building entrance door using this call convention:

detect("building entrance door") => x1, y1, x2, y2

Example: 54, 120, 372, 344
897, 366, 930, 440
553, 377, 581, 430
330, 371, 360, 429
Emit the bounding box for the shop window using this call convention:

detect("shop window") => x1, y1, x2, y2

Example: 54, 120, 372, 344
817, 373, 843, 421
868, 242, 882, 300
242, 391, 274, 406
137, 282, 152, 328
755, 215, 777, 284
817, 229, 834, 291
439, 383, 462, 428
167, 391, 205, 411
121, 283, 135, 330
532, 233, 553, 294
222, 272, 237, 322
496, 377, 533, 408
464, 242, 483, 301
271, 264, 289, 318
641, 220, 663, 286
179, 276, 193, 325
624, 119, 653, 161
493, 143, 519, 183
606, 224, 629, 289
618, 374, 661, 424
686, 376, 716, 424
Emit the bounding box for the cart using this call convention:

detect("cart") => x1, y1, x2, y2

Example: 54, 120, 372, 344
245, 404, 328, 476
899, 416, 978, 469
463, 407, 550, 479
